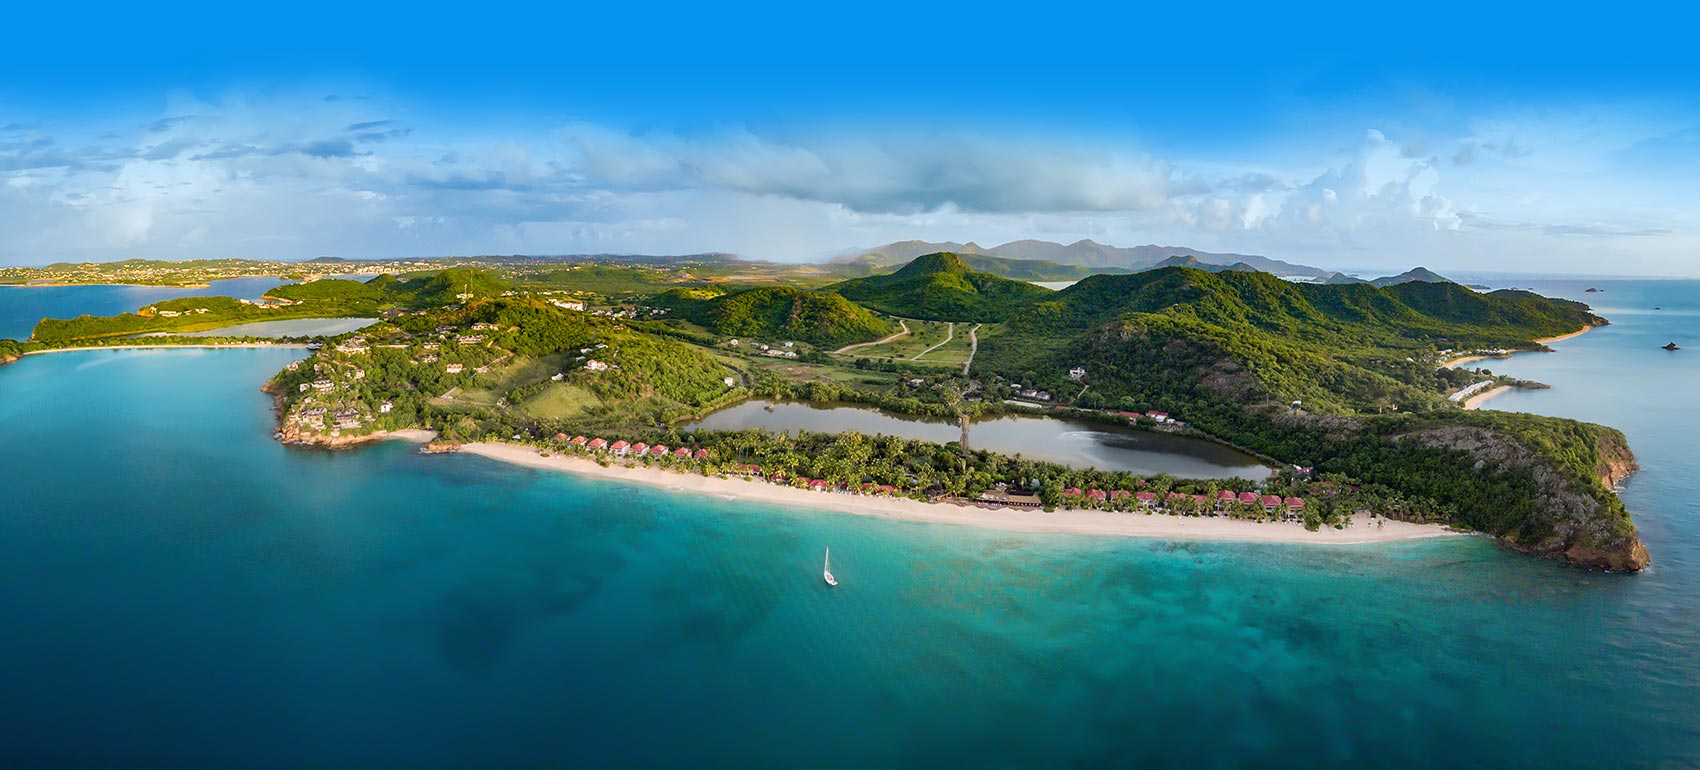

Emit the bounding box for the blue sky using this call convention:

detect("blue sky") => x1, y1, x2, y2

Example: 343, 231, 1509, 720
3, 2, 1698, 275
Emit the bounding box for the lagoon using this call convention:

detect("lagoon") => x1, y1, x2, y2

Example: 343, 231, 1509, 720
686, 399, 1271, 480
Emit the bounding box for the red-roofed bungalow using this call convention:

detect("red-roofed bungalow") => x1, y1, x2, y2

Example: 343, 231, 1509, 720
1285, 497, 1305, 511
650, 444, 668, 456
1135, 491, 1157, 505
552, 432, 569, 442
609, 440, 630, 455
1063, 487, 1083, 497
1086, 489, 1107, 501
587, 437, 608, 450
693, 448, 710, 459
1238, 491, 1259, 505
1261, 494, 1282, 510
631, 442, 649, 456
674, 447, 692, 458
571, 435, 588, 446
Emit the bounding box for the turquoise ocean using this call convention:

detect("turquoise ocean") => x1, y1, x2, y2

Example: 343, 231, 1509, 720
0, 280, 1696, 767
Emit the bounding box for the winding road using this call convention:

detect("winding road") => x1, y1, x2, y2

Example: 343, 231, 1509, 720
832, 318, 910, 355
963, 323, 979, 376
913, 322, 954, 360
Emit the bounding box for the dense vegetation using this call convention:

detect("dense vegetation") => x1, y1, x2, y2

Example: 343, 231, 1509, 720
29, 269, 516, 342
827, 252, 1053, 321
973, 265, 1643, 569
655, 285, 895, 348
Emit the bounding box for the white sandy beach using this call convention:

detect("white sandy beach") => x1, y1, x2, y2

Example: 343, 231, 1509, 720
1463, 385, 1513, 410
1441, 324, 1592, 369
457, 441, 1459, 545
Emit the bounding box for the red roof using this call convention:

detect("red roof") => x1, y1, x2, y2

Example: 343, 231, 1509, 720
571, 435, 588, 445
1238, 492, 1259, 504
588, 438, 608, 449
651, 444, 668, 455
1194, 494, 1209, 505
1285, 496, 1305, 510
1110, 490, 1131, 500
552, 433, 569, 441
1261, 495, 1282, 507
1167, 491, 1189, 501
674, 447, 692, 457
1063, 487, 1083, 497
632, 442, 649, 453
610, 440, 629, 451
693, 449, 710, 459
1086, 489, 1107, 500
1135, 491, 1157, 502
1146, 410, 1169, 418
809, 479, 831, 489
1217, 490, 1238, 501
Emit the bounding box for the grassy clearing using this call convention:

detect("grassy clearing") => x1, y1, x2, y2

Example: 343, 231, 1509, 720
517, 383, 604, 419
838, 319, 954, 361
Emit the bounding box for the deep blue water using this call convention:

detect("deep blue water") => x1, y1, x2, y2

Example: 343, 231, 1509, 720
0, 281, 1697, 767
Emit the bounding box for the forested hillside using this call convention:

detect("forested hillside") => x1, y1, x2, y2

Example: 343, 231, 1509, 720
655, 285, 895, 348
826, 252, 1052, 321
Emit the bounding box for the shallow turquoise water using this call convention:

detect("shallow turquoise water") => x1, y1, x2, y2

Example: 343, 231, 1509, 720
0, 282, 1697, 767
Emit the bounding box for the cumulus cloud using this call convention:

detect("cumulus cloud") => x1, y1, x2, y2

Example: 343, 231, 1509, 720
0, 93, 1695, 272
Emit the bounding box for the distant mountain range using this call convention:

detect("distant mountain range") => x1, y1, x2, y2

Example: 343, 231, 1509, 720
838, 239, 1335, 280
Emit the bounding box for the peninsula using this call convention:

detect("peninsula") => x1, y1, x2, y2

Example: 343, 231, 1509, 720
1, 252, 1648, 570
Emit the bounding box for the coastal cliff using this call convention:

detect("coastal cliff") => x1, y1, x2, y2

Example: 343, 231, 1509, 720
1393, 423, 1648, 571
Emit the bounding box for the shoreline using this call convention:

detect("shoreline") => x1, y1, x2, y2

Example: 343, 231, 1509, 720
20, 342, 311, 357
3, 281, 214, 289
1441, 324, 1593, 369
1463, 385, 1513, 410
454, 441, 1460, 546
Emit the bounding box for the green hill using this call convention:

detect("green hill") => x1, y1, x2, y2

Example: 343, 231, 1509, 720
977, 266, 1642, 570
826, 252, 1053, 322
656, 285, 895, 348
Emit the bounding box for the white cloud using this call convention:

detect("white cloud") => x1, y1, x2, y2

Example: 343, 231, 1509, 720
0, 93, 1697, 274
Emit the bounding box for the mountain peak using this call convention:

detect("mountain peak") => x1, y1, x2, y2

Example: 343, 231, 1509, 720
896, 251, 972, 276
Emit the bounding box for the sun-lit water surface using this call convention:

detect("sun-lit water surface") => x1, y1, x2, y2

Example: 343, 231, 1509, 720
0, 280, 1696, 767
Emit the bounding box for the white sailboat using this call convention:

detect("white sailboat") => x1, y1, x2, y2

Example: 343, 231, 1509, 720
823, 547, 838, 587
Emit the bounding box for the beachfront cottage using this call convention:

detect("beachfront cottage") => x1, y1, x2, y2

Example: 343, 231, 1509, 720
1135, 491, 1157, 507
1217, 490, 1238, 508
553, 433, 570, 442
674, 447, 692, 459
1063, 487, 1083, 498
1146, 411, 1170, 423
379, 401, 393, 414
1261, 495, 1282, 512
693, 449, 710, 460
571, 436, 589, 446
650, 444, 669, 457
1238, 491, 1259, 505
587, 438, 608, 450
1085, 489, 1108, 502
631, 442, 649, 456
610, 440, 630, 456
808, 479, 832, 492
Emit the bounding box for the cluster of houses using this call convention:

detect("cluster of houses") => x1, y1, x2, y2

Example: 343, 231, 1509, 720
726, 339, 799, 358
142, 305, 214, 318
551, 434, 712, 462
